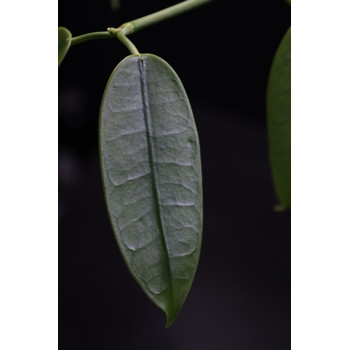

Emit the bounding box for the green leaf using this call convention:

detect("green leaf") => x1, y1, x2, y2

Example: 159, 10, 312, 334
58, 27, 72, 67
267, 27, 291, 209
99, 54, 203, 327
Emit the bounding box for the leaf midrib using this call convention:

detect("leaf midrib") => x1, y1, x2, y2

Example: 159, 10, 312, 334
138, 56, 174, 316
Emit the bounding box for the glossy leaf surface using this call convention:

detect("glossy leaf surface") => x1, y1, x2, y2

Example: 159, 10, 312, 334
99, 54, 203, 326
58, 27, 71, 67
267, 28, 291, 208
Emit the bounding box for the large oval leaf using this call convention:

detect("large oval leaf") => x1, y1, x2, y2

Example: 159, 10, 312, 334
58, 27, 72, 67
267, 28, 291, 209
99, 54, 203, 327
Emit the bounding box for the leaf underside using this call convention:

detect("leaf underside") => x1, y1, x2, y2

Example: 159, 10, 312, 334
58, 27, 72, 67
267, 28, 291, 208
99, 54, 203, 327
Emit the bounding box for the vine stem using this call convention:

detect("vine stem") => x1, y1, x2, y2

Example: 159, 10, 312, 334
124, 0, 213, 35
70, 0, 213, 50
71, 31, 111, 46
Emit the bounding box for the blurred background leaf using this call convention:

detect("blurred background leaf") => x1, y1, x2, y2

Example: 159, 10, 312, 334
110, 0, 121, 12
267, 27, 291, 209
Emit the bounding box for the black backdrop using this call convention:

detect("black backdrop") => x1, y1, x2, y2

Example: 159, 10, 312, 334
59, 1, 291, 349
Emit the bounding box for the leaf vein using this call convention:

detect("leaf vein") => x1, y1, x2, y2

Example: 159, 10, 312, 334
138, 57, 174, 315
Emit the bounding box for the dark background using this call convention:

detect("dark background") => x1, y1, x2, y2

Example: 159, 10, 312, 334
59, 0, 291, 349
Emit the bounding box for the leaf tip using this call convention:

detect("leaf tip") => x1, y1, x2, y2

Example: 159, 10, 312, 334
164, 301, 183, 328
165, 313, 176, 328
